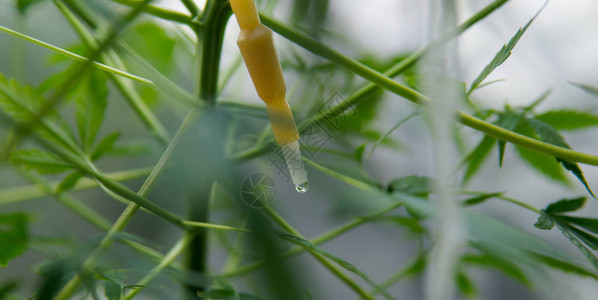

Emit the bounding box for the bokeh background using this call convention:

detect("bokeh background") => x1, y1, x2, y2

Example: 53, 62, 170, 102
2, 0, 598, 299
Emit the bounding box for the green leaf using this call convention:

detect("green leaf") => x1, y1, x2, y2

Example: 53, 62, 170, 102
124, 22, 176, 73
571, 82, 598, 99
468, 5, 544, 94
16, 0, 45, 13
75, 70, 108, 151
91, 132, 121, 161
462, 192, 503, 206
354, 143, 366, 164
11, 149, 74, 174
496, 110, 521, 167
56, 171, 84, 194
515, 145, 568, 183
545, 197, 586, 214
275, 231, 393, 300
463, 135, 496, 184
554, 221, 598, 272
534, 213, 554, 230
568, 226, 598, 250
462, 253, 529, 286
535, 110, 598, 131
366, 215, 426, 235
104, 280, 122, 300
456, 271, 477, 298
524, 118, 595, 197
387, 175, 432, 197
558, 216, 598, 234
530, 252, 598, 279
205, 289, 235, 299
0, 213, 29, 266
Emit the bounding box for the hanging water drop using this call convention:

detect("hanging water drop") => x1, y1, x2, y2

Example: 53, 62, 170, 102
295, 181, 309, 193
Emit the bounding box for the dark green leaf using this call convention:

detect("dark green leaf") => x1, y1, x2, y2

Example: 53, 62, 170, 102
0, 213, 29, 266
545, 197, 586, 214
535, 110, 598, 131
76, 70, 108, 151
558, 216, 598, 234
468, 5, 544, 93
534, 213, 554, 230
387, 175, 432, 197
463, 192, 503, 206
354, 143, 366, 164
16, 0, 45, 13
524, 118, 595, 197
463, 135, 495, 184
456, 271, 477, 298
56, 171, 84, 194
91, 132, 121, 161
554, 222, 598, 272
11, 149, 74, 174
104, 280, 122, 300
568, 226, 598, 250
497, 110, 521, 167
205, 289, 235, 299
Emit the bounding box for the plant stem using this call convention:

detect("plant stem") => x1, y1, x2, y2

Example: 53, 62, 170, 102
110, 0, 197, 26
223, 200, 404, 278
0, 167, 151, 206
122, 233, 193, 300
53, 110, 198, 300
263, 207, 373, 299
56, 0, 171, 146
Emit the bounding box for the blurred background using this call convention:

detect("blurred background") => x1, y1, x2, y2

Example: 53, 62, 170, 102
1, 0, 598, 299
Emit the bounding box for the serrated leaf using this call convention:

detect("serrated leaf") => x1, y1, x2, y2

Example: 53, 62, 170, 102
545, 197, 586, 214
568, 226, 598, 250
76, 70, 108, 151
275, 231, 393, 300
535, 110, 598, 131
0, 213, 29, 266
56, 171, 84, 194
462, 192, 503, 206
387, 175, 432, 197
554, 221, 598, 272
524, 118, 595, 197
11, 149, 74, 174
91, 132, 121, 161
558, 216, 598, 234
534, 213, 554, 230
468, 5, 544, 94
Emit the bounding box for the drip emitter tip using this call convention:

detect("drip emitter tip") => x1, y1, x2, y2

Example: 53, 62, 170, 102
230, 0, 309, 193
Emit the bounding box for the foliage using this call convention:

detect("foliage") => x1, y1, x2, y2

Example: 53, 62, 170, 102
0, 0, 598, 299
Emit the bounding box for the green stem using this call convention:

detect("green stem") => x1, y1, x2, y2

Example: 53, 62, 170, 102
232, 0, 510, 161
223, 200, 403, 278
122, 233, 193, 300
110, 0, 197, 26
0, 167, 152, 206
263, 207, 373, 299
0, 25, 152, 85
56, 0, 171, 146
53, 110, 198, 300
261, 12, 598, 167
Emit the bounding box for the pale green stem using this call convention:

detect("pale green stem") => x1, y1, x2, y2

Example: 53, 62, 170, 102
263, 207, 373, 299
122, 233, 193, 300
0, 167, 151, 206
0, 25, 153, 85
110, 0, 197, 26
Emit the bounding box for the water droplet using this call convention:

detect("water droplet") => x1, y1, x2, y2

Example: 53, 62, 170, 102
295, 181, 309, 193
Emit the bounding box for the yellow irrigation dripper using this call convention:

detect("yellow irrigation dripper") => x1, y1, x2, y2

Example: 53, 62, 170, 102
230, 0, 309, 193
